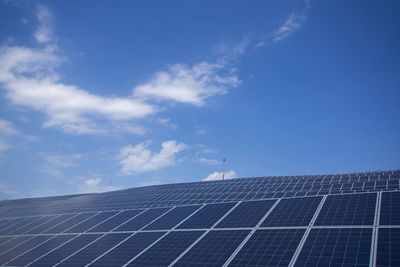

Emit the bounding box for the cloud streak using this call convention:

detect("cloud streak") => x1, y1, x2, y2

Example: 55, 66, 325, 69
118, 140, 186, 175
203, 170, 237, 181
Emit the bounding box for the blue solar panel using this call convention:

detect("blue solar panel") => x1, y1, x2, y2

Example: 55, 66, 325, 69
0, 236, 13, 246
57, 233, 130, 266
380, 191, 400, 225
144, 205, 201, 230
215, 199, 276, 228
0, 235, 52, 265
295, 228, 372, 266
0, 236, 32, 254
25, 214, 76, 234
314, 193, 376, 225
44, 213, 97, 233
114, 207, 171, 231
174, 230, 250, 266
7, 215, 56, 235
0, 217, 33, 235
261, 196, 322, 227
177, 202, 235, 229
6, 235, 76, 266
29, 234, 102, 267
91, 232, 164, 266
128, 231, 204, 266
230, 229, 305, 266
65, 211, 118, 233
376, 228, 400, 267
88, 209, 144, 232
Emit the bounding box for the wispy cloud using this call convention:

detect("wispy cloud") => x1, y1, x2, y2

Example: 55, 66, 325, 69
203, 170, 237, 181
197, 157, 221, 165
133, 62, 240, 106
34, 4, 54, 44
272, 12, 307, 43
118, 140, 187, 175
79, 178, 122, 193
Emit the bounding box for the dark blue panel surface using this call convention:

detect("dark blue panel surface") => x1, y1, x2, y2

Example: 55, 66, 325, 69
376, 228, 400, 267
0, 235, 52, 265
0, 236, 32, 254
29, 234, 101, 267
380, 191, 400, 225
144, 205, 201, 230
314, 193, 376, 225
7, 235, 76, 266
177, 202, 236, 229
91, 232, 164, 266
0, 217, 33, 235
8, 215, 56, 235
261, 196, 322, 227
128, 231, 204, 266
44, 213, 97, 233
88, 209, 144, 232
175, 230, 250, 266
25, 214, 77, 234
295, 228, 372, 266
57, 233, 130, 266
65, 211, 118, 233
230, 229, 305, 266
216, 199, 276, 228
0, 236, 13, 246
114, 207, 171, 231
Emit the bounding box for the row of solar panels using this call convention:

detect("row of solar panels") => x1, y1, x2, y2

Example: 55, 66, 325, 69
1, 191, 399, 236
2, 175, 399, 218
2, 227, 397, 266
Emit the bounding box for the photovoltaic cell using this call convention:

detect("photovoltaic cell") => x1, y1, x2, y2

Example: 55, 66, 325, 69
379, 191, 400, 225
144, 205, 201, 230
177, 203, 235, 229
216, 199, 276, 228
57, 233, 130, 266
29, 234, 102, 267
0, 236, 32, 254
65, 211, 118, 233
128, 231, 204, 266
0, 236, 13, 246
261, 196, 322, 227
0, 217, 33, 235
0, 235, 52, 265
295, 228, 372, 266
25, 214, 76, 234
6, 235, 76, 266
376, 228, 400, 267
8, 215, 56, 235
44, 213, 97, 233
230, 229, 305, 266
114, 207, 171, 231
174, 230, 250, 266
91, 232, 164, 266
88, 209, 144, 232
314, 193, 376, 226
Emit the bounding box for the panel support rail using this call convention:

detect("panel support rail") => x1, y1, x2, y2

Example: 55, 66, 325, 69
369, 191, 381, 267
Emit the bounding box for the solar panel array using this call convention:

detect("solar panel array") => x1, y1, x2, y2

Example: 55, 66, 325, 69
0, 169, 399, 266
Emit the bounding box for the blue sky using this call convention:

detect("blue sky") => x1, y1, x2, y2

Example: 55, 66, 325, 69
0, 0, 399, 199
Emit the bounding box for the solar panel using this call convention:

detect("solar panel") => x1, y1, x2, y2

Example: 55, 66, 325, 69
295, 228, 372, 266
0, 235, 52, 265
127, 231, 204, 266
87, 209, 144, 232
380, 191, 400, 225
314, 193, 376, 225
113, 207, 171, 231
174, 230, 250, 266
215, 199, 276, 228
376, 228, 400, 267
177, 202, 235, 229
6, 235, 76, 266
91, 232, 164, 266
229, 229, 305, 266
261, 196, 322, 227
29, 234, 102, 266
0, 169, 399, 266
57, 233, 130, 266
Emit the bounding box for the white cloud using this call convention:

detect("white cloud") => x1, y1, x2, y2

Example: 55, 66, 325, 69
198, 157, 220, 165
0, 119, 20, 154
272, 13, 307, 43
34, 4, 54, 44
44, 153, 82, 168
203, 170, 237, 181
133, 62, 240, 106
80, 178, 122, 193
119, 140, 187, 175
